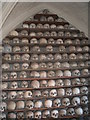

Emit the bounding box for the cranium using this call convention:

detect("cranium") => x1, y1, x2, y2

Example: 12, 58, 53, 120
61, 62, 70, 68
26, 111, 34, 119
30, 38, 38, 44
37, 23, 43, 28
1, 102, 7, 112
22, 46, 29, 52
72, 78, 80, 85
2, 82, 8, 89
19, 71, 27, 78
59, 46, 66, 52
35, 100, 42, 108
75, 107, 83, 115
81, 69, 89, 75
57, 88, 65, 96
39, 62, 47, 68
50, 89, 57, 97
2, 92, 7, 100
71, 97, 80, 106
51, 24, 56, 28
56, 39, 63, 44
62, 53, 68, 59
26, 100, 34, 109
9, 30, 18, 36
24, 91, 32, 98
33, 90, 41, 97
56, 79, 64, 86
62, 98, 70, 106
59, 109, 67, 116
31, 62, 39, 69
81, 96, 88, 104
72, 70, 80, 76
64, 70, 71, 76
10, 72, 17, 79
46, 45, 53, 52
44, 23, 50, 28
83, 46, 89, 52
48, 38, 55, 44
48, 80, 55, 87
21, 81, 28, 88
37, 32, 43, 36
58, 31, 64, 36
42, 110, 50, 118
39, 54, 46, 61
69, 53, 76, 59
83, 53, 90, 59
20, 30, 28, 36
73, 88, 80, 95
31, 54, 38, 61
67, 108, 75, 115
44, 99, 52, 108
23, 23, 29, 28
42, 90, 49, 97
83, 107, 89, 114
72, 32, 78, 37
53, 98, 61, 107
40, 80, 47, 87
77, 53, 83, 59
22, 54, 30, 61
78, 62, 84, 67
7, 101, 16, 110
3, 38, 11, 44
3, 54, 11, 61
8, 91, 17, 99
10, 81, 18, 89
56, 17, 65, 22
70, 62, 77, 67
56, 70, 63, 77
80, 86, 88, 94
47, 62, 53, 69
17, 91, 24, 98
4, 45, 12, 53
13, 63, 20, 70
57, 25, 64, 29
47, 16, 54, 21
21, 38, 29, 43
66, 88, 72, 96
13, 46, 21, 52
30, 71, 40, 78
2, 63, 10, 70
68, 46, 76, 53
80, 78, 87, 85
8, 113, 16, 119
39, 38, 47, 44
51, 110, 58, 118
76, 46, 82, 52
51, 31, 57, 36
47, 54, 54, 60
85, 61, 90, 67
47, 71, 55, 77
31, 80, 40, 88
54, 62, 61, 68
79, 32, 85, 37
40, 16, 47, 21
22, 63, 29, 69
17, 112, 24, 119
64, 79, 71, 86
81, 39, 88, 44
16, 101, 25, 109
13, 54, 20, 60
29, 32, 36, 36
32, 46, 40, 52
64, 39, 72, 44
54, 53, 62, 60
44, 31, 50, 36
40, 71, 47, 78
74, 39, 80, 44
65, 32, 71, 37
2, 73, 8, 80
35, 111, 42, 119
30, 23, 36, 28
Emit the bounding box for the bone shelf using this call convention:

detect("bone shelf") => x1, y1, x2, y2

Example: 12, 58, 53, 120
2, 75, 90, 82
2, 66, 90, 72
2, 93, 89, 101
2, 84, 89, 91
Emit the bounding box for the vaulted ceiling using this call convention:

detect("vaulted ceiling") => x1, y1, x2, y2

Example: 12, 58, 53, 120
1, 2, 88, 39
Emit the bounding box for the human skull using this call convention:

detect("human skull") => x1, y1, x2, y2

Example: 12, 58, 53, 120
23, 23, 29, 28
58, 31, 64, 36
53, 98, 61, 107
22, 46, 29, 52
3, 54, 11, 61
31, 80, 40, 88
40, 80, 47, 87
61, 62, 70, 68
80, 78, 87, 85
44, 23, 49, 28
85, 61, 90, 67
39, 38, 47, 44
29, 32, 36, 36
31, 62, 39, 69
22, 63, 29, 69
83, 53, 90, 59
56, 39, 63, 44
51, 110, 58, 118
70, 62, 77, 67
10, 81, 18, 89
76, 46, 82, 52
24, 91, 32, 98
2, 73, 8, 80
17, 112, 24, 119
40, 71, 47, 78
33, 90, 41, 97
21, 81, 28, 88
48, 16, 54, 21
48, 80, 55, 87
83, 107, 89, 114
30, 23, 36, 28
50, 89, 57, 97
56, 70, 63, 77
57, 25, 64, 29
2, 63, 10, 70
2, 92, 7, 100
35, 111, 42, 119
51, 31, 57, 36
2, 82, 8, 89
74, 39, 80, 44
69, 53, 76, 59
54, 54, 62, 60
13, 46, 21, 52
54, 62, 61, 68
80, 86, 88, 94
64, 39, 72, 44
44, 31, 50, 36
13, 63, 20, 70
47, 54, 54, 60
39, 54, 46, 61
22, 54, 30, 61
21, 38, 29, 43
71, 97, 80, 106
30, 71, 40, 78
68, 46, 76, 52
72, 70, 80, 76
39, 62, 47, 68
59, 109, 67, 116
56, 79, 64, 86
8, 113, 16, 119
72, 78, 80, 85
17, 91, 24, 98
81, 69, 89, 75
46, 45, 53, 52
72, 32, 78, 37
65, 32, 71, 37
1, 102, 7, 112
37, 23, 43, 28
7, 101, 16, 110
59, 46, 66, 52
75, 107, 83, 115
57, 88, 65, 96
26, 100, 34, 109
10, 72, 17, 79
42, 110, 50, 118
30, 38, 38, 44
62, 98, 70, 106
8, 91, 17, 99
77, 53, 83, 59
31, 54, 38, 61
62, 53, 68, 59
83, 46, 89, 52
51, 24, 56, 28
66, 88, 72, 96
48, 38, 55, 44
19, 71, 27, 78
35, 100, 42, 108
9, 30, 18, 36
3, 38, 11, 44
67, 108, 75, 115
78, 62, 84, 67
64, 70, 71, 76
64, 79, 71, 86
16, 101, 25, 109
44, 99, 52, 108
37, 32, 43, 36
81, 96, 88, 104
26, 111, 34, 119
73, 88, 80, 95
20, 30, 28, 36
47, 71, 55, 77
13, 54, 20, 60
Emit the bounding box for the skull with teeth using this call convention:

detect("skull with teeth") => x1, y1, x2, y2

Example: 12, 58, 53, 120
31, 80, 40, 88
69, 53, 76, 60
35, 111, 42, 119
48, 80, 55, 87
72, 70, 80, 76
54, 53, 62, 60
10, 72, 17, 79
46, 45, 53, 52
56, 70, 63, 77
47, 62, 53, 69
62, 53, 68, 59
48, 38, 55, 44
44, 99, 52, 108
22, 63, 29, 69
17, 91, 24, 98
56, 79, 64, 86
57, 88, 65, 96
21, 81, 28, 88
30, 38, 38, 44
26, 111, 34, 119
47, 54, 54, 60
42, 110, 50, 118
39, 54, 46, 61
71, 97, 80, 106
72, 78, 80, 85
1, 102, 7, 112
80, 86, 88, 94
40, 80, 47, 87
81, 69, 89, 75
8, 91, 17, 99
67, 108, 75, 115
39, 38, 47, 44
73, 88, 80, 95
16, 101, 25, 109
54, 62, 61, 68
2, 82, 8, 89
13, 54, 20, 60
59, 109, 67, 117
42, 90, 49, 97
62, 98, 70, 106
80, 78, 87, 85
30, 71, 40, 78
33, 90, 41, 97
17, 112, 24, 120
13, 46, 21, 52
66, 88, 72, 96
81, 96, 88, 104
35, 100, 42, 108
59, 46, 66, 52
19, 71, 27, 78
26, 101, 34, 109
13, 63, 20, 70
31, 54, 38, 61
3, 54, 11, 61
50, 89, 57, 97
64, 70, 71, 76
22, 46, 29, 52
7, 101, 16, 110
56, 39, 63, 44
47, 71, 55, 77
75, 107, 83, 115
53, 98, 61, 107
83, 107, 89, 114
22, 54, 30, 61
31, 62, 39, 69
24, 91, 32, 98
51, 110, 58, 118
64, 79, 71, 86
10, 81, 18, 89
2, 92, 7, 100
2, 73, 8, 80
40, 71, 47, 78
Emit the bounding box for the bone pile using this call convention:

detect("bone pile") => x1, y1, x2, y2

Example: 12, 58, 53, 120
1, 9, 90, 119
